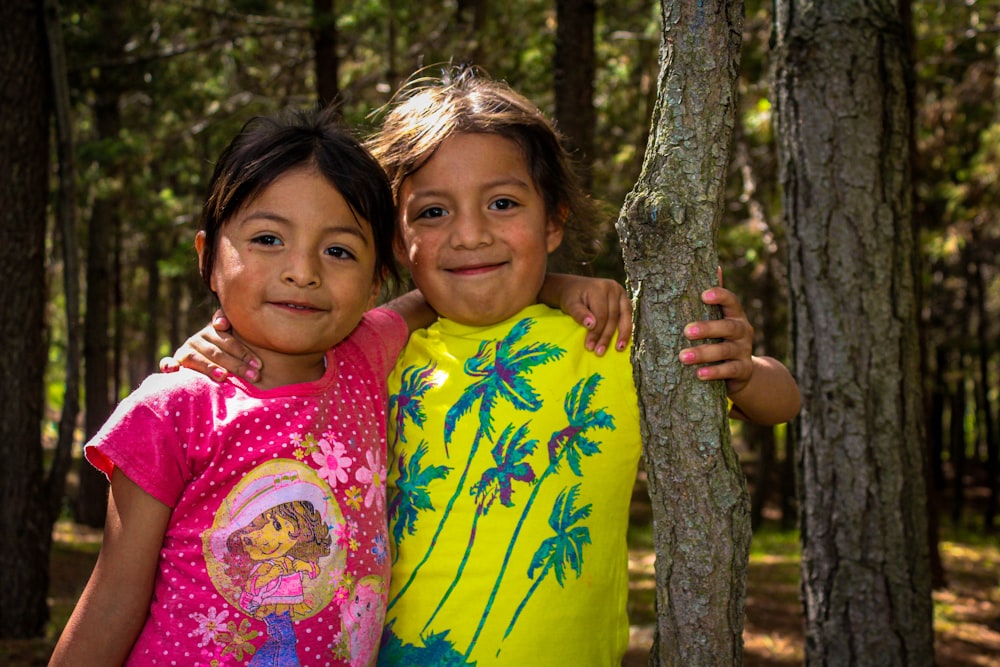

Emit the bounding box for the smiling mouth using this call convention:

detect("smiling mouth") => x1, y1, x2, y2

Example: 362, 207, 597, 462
271, 301, 323, 312
447, 262, 505, 275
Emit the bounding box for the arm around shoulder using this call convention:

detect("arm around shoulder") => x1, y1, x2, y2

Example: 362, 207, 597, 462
382, 289, 437, 334
728, 355, 801, 426
49, 468, 171, 667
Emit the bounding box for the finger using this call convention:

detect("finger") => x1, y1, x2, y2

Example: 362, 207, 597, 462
693, 359, 752, 383
683, 317, 749, 343
702, 287, 748, 322
174, 327, 261, 382
585, 297, 616, 356
211, 309, 232, 332
614, 293, 633, 352
159, 357, 180, 373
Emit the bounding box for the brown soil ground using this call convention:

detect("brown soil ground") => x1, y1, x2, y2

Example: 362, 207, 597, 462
3, 478, 998, 666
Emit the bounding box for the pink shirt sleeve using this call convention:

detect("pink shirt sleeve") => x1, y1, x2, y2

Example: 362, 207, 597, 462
84, 372, 210, 508
352, 307, 408, 380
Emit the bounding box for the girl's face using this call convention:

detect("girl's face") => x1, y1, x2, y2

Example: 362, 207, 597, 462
396, 133, 563, 326
197, 167, 380, 384
241, 511, 296, 561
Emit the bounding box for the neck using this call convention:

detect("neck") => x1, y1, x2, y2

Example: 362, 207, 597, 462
235, 338, 328, 390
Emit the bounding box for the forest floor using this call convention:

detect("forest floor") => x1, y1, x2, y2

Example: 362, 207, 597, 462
2, 474, 998, 665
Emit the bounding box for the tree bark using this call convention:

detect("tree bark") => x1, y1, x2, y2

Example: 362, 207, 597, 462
44, 0, 81, 521
0, 0, 53, 638
313, 0, 339, 107
773, 1, 935, 663
616, 1, 748, 664
77, 3, 130, 527
554, 0, 596, 188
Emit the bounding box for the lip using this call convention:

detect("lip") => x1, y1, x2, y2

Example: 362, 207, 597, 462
267, 300, 326, 313
445, 261, 506, 276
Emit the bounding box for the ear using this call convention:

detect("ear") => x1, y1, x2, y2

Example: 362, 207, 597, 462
393, 230, 411, 267
368, 267, 387, 309
194, 231, 215, 292
545, 207, 566, 254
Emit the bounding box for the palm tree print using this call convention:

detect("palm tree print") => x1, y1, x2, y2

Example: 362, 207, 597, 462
389, 318, 563, 612
443, 318, 564, 449
421, 423, 538, 634
389, 361, 437, 446
465, 374, 613, 656
503, 484, 592, 640
388, 441, 451, 557
547, 373, 614, 474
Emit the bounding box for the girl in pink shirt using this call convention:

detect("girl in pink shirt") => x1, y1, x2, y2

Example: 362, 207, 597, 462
50, 108, 435, 667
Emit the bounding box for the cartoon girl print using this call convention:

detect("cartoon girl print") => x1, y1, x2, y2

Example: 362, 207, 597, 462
205, 461, 345, 666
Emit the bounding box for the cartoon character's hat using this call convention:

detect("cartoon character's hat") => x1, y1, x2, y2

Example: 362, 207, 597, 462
208, 468, 333, 562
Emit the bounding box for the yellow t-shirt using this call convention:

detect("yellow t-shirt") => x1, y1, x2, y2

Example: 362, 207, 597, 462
379, 304, 641, 666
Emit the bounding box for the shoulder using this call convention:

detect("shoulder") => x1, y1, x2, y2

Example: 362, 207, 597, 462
338, 307, 408, 379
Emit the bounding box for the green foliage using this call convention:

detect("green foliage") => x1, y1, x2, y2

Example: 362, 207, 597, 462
45, 0, 1000, 531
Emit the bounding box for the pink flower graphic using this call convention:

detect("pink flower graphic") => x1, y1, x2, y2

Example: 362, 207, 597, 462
355, 449, 386, 511
189, 606, 230, 647
312, 437, 353, 487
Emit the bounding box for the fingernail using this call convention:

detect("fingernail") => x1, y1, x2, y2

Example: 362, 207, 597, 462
211, 367, 227, 380
680, 350, 695, 363
697, 367, 711, 379
616, 341, 626, 352
246, 369, 259, 382
583, 317, 595, 329
248, 359, 261, 369
596, 345, 606, 356
686, 325, 700, 337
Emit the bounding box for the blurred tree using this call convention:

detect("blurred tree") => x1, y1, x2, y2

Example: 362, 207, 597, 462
773, 0, 935, 662
0, 0, 54, 639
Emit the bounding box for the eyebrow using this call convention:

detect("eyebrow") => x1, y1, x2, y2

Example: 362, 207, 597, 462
408, 176, 534, 199
240, 211, 371, 245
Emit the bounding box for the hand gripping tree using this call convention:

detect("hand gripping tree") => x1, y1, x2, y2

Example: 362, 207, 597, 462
616, 1, 750, 665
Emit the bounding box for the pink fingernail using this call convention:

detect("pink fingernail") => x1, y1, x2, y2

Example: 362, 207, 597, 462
680, 350, 695, 363
211, 368, 226, 380
248, 359, 261, 369
246, 369, 259, 382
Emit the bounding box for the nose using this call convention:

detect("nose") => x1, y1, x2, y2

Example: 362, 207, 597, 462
450, 209, 492, 249
281, 250, 321, 287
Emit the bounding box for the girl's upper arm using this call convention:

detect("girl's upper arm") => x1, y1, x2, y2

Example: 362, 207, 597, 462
382, 289, 438, 334
50, 468, 172, 666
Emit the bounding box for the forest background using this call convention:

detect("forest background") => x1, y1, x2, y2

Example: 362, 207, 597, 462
0, 0, 998, 665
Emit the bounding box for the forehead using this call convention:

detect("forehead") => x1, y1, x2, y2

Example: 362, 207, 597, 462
408, 132, 533, 189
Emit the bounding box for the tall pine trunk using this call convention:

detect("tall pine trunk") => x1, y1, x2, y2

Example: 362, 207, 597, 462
772, 1, 935, 663
617, 1, 748, 664
0, 0, 53, 638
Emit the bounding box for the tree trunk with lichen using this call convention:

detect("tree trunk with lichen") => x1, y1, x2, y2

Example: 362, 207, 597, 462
772, 0, 935, 663
616, 1, 748, 665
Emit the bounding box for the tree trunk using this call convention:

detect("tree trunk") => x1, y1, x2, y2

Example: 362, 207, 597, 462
44, 0, 81, 520
773, 1, 935, 663
554, 0, 596, 188
77, 2, 134, 527
949, 357, 967, 526
616, 1, 748, 664
971, 257, 997, 531
0, 0, 53, 638
313, 0, 339, 107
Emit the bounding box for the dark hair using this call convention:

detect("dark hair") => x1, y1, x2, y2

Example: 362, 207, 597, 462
367, 65, 604, 265
200, 107, 399, 289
